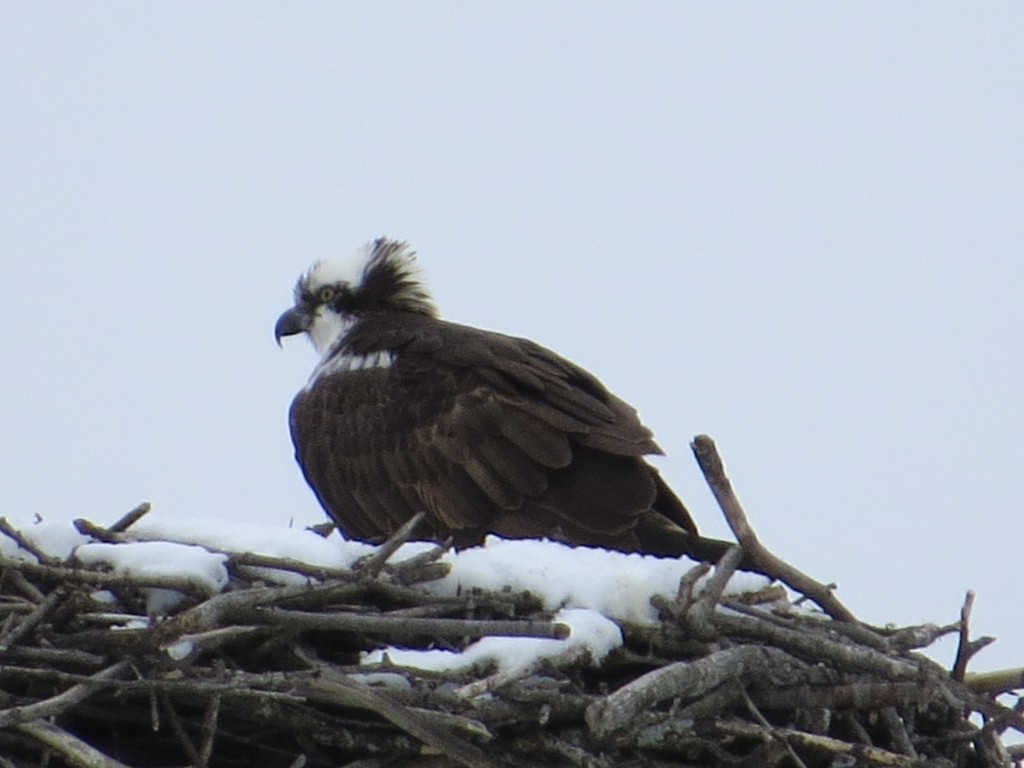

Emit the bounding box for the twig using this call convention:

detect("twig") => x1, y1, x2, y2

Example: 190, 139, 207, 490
750, 679, 960, 712
686, 544, 743, 636
959, 692, 1024, 737
711, 610, 919, 679
586, 645, 813, 738
880, 706, 917, 759
199, 695, 221, 763
672, 680, 744, 719
531, 733, 611, 768
454, 642, 590, 699
166, 579, 362, 635
74, 519, 119, 543
711, 718, 922, 767
674, 560, 711, 611
297, 661, 497, 768
0, 645, 107, 671
386, 540, 454, 585
108, 502, 152, 533
0, 518, 57, 565
355, 512, 427, 577
15, 719, 134, 768
879, 621, 956, 652
0, 568, 46, 603
407, 706, 493, 741
389, 560, 451, 586
1, 556, 215, 598
738, 682, 810, 768
964, 667, 1024, 695
951, 590, 995, 683
838, 711, 875, 746
388, 538, 452, 573
0, 587, 65, 652
952, 590, 976, 682
228, 552, 354, 582
690, 434, 857, 623
233, 606, 570, 642
0, 665, 311, 697
0, 660, 132, 727
73, 503, 151, 543
160, 692, 206, 768
1006, 743, 1024, 761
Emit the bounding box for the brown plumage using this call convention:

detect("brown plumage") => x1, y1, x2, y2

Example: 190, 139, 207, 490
275, 238, 702, 556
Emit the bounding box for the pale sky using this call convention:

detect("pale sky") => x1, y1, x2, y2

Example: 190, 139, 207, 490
2, 5, 1022, 673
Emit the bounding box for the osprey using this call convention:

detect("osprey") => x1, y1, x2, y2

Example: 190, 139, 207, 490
275, 238, 704, 556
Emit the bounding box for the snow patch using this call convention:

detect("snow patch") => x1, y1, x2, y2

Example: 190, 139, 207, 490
2, 513, 778, 677
362, 607, 622, 675
76, 541, 229, 595
411, 536, 769, 625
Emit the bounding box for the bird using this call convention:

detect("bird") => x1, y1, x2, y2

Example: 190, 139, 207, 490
275, 237, 707, 557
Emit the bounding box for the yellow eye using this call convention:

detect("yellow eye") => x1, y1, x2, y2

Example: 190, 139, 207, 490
318, 286, 336, 303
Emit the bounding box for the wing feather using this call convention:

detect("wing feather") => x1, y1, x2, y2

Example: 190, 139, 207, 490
496, 407, 573, 468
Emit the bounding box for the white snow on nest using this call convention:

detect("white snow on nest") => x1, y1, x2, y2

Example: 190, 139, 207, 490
1, 512, 775, 678
365, 537, 771, 674
118, 513, 375, 585
76, 541, 229, 595
363, 607, 622, 675
76, 540, 230, 613
397, 536, 770, 625
127, 514, 371, 571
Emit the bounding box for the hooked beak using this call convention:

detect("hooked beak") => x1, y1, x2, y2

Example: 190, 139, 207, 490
274, 306, 313, 346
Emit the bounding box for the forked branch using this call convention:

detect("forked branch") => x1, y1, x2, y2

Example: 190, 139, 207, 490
690, 434, 856, 623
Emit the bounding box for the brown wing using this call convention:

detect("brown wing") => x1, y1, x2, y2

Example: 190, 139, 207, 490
289, 316, 697, 550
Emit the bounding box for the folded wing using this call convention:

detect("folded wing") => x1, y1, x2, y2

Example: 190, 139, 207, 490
289, 318, 697, 551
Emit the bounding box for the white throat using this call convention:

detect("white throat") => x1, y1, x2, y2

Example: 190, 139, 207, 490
307, 306, 352, 357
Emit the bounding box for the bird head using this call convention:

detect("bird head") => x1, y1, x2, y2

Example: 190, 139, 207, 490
275, 238, 438, 356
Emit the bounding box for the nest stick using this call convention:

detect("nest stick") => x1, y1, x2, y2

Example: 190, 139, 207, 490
15, 719, 133, 768
355, 511, 427, 576
691, 434, 857, 623
0, 660, 132, 728
298, 664, 496, 768
0, 517, 56, 565
235, 606, 569, 641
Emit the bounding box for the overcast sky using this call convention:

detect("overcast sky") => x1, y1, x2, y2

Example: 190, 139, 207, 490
2, 5, 1021, 672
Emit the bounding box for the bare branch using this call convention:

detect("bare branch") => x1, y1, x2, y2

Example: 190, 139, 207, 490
233, 606, 569, 642
0, 660, 131, 727
297, 663, 497, 768
586, 645, 813, 738
0, 518, 57, 565
964, 667, 1024, 695
691, 434, 857, 622
108, 502, 152, 533
354, 511, 427, 577
15, 720, 134, 768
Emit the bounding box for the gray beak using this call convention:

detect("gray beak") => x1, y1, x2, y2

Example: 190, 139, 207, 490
274, 306, 312, 346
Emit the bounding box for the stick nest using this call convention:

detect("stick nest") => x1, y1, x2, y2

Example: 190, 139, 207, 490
0, 436, 1020, 768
